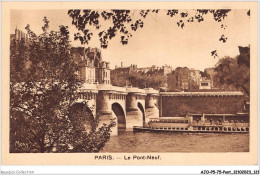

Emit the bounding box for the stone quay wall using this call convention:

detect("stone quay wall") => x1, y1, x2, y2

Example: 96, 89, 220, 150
160, 92, 244, 117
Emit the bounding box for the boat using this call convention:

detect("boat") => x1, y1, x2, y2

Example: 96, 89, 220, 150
133, 116, 249, 133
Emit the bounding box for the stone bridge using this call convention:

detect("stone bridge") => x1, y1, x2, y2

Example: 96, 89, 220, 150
75, 84, 160, 135
75, 84, 245, 135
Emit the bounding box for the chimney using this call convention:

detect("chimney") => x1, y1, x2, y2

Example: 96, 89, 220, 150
25, 34, 28, 42
15, 28, 18, 40
18, 30, 21, 40
102, 61, 106, 68
121, 62, 123, 67
106, 62, 110, 69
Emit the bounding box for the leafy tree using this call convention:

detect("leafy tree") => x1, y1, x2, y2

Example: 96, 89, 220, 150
68, 103, 115, 152
189, 79, 200, 90
214, 46, 250, 96
10, 18, 115, 153
110, 70, 129, 87
167, 67, 201, 91
111, 70, 166, 89
167, 72, 178, 91
67, 9, 249, 56
68, 9, 250, 93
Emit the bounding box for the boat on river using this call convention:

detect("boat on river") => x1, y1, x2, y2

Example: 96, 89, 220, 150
133, 116, 249, 133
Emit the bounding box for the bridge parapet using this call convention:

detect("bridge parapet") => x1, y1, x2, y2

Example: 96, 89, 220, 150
111, 86, 127, 93
80, 83, 162, 97
126, 87, 146, 94
144, 88, 159, 95
76, 83, 98, 101
78, 84, 161, 133
96, 84, 113, 91
80, 83, 98, 92
160, 91, 244, 97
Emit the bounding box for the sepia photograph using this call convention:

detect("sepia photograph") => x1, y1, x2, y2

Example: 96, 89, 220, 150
1, 1, 258, 167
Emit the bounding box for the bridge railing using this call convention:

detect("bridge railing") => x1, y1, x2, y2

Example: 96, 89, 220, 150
126, 87, 146, 94
191, 121, 249, 127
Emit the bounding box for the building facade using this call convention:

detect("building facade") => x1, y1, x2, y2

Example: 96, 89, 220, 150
111, 63, 172, 88
10, 28, 29, 43
72, 47, 111, 85
95, 61, 111, 84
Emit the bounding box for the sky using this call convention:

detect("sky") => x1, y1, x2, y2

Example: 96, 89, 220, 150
11, 9, 250, 71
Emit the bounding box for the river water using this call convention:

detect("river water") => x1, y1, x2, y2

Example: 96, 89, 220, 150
101, 131, 249, 152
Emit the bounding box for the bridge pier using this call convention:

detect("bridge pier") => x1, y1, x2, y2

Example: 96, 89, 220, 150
145, 90, 159, 124
97, 90, 117, 135
85, 86, 160, 135
126, 92, 143, 129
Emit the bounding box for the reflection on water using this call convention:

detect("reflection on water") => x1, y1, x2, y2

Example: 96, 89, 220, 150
101, 131, 249, 152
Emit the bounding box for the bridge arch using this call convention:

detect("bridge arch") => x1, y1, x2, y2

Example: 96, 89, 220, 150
112, 103, 126, 129
137, 102, 145, 125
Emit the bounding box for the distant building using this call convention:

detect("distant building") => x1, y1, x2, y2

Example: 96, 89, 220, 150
167, 67, 201, 91
111, 63, 138, 86
111, 63, 172, 87
72, 47, 111, 85
10, 28, 29, 43
137, 67, 150, 74
72, 47, 96, 84
145, 65, 172, 76
174, 67, 190, 90
190, 69, 201, 86
96, 61, 111, 84
161, 65, 172, 76
113, 63, 138, 76
11, 29, 111, 85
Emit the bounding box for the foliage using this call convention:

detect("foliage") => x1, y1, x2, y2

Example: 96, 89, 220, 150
67, 9, 244, 50
130, 72, 166, 89
167, 67, 199, 91
167, 72, 178, 91
69, 103, 116, 152
111, 70, 166, 90
10, 18, 115, 153
213, 46, 250, 96
110, 71, 128, 87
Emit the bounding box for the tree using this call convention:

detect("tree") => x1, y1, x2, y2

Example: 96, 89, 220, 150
214, 46, 250, 96
189, 79, 200, 90
67, 9, 249, 55
167, 72, 178, 91
111, 70, 166, 89
10, 18, 115, 153
68, 103, 115, 152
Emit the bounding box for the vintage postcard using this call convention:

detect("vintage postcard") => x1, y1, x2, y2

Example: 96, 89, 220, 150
1, 1, 258, 166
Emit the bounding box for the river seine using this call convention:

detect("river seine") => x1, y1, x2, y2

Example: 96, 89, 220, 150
101, 131, 249, 152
